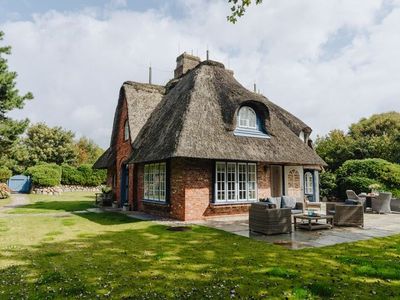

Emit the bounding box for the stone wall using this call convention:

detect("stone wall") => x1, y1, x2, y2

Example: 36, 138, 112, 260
32, 185, 101, 195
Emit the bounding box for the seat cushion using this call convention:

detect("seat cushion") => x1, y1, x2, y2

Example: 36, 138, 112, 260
267, 197, 281, 208
291, 209, 303, 215
282, 196, 297, 209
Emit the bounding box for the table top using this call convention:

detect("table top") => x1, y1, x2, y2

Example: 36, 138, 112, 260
294, 214, 333, 220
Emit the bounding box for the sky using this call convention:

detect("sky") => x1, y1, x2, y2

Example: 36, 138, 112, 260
1, 0, 399, 148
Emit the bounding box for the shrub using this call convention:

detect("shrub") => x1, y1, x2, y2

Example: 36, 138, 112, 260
336, 159, 400, 198
77, 164, 106, 186
0, 183, 11, 199
61, 164, 84, 185
0, 167, 12, 183
25, 163, 62, 187
319, 171, 337, 198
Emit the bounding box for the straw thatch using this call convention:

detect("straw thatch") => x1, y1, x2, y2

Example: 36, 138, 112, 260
93, 147, 115, 169
127, 60, 326, 166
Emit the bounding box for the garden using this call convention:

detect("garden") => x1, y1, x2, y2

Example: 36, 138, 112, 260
0, 192, 400, 299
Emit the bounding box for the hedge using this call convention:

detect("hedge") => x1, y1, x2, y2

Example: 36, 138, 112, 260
336, 158, 400, 198
61, 164, 106, 186
25, 163, 62, 187
0, 167, 12, 183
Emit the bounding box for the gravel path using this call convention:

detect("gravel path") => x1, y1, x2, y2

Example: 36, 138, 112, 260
0, 193, 29, 212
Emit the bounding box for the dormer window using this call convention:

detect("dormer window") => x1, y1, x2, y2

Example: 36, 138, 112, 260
124, 120, 129, 141
238, 106, 257, 129
234, 106, 269, 139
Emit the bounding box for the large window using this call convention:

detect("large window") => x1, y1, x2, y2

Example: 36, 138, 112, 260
238, 106, 257, 129
144, 162, 166, 202
215, 162, 257, 203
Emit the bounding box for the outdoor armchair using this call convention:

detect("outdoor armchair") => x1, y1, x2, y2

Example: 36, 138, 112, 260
371, 192, 392, 214
249, 203, 292, 235
326, 202, 364, 227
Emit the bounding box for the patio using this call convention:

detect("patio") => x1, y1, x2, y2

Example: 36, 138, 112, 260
192, 207, 400, 249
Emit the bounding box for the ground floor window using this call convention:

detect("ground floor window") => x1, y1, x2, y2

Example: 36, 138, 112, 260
144, 162, 166, 202
215, 162, 257, 203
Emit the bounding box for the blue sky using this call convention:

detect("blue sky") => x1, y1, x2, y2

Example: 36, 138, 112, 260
1, 0, 399, 148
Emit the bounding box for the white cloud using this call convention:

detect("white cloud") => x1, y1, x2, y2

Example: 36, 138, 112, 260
2, 0, 400, 148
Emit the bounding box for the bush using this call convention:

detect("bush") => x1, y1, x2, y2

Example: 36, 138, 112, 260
61, 164, 84, 185
336, 159, 400, 198
319, 171, 337, 198
77, 164, 106, 186
61, 164, 106, 186
0, 167, 12, 183
25, 163, 62, 187
0, 183, 11, 199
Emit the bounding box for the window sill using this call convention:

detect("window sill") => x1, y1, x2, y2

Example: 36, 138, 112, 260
143, 199, 169, 206
211, 201, 257, 206
234, 128, 269, 139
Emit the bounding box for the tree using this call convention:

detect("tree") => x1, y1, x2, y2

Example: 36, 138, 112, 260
24, 123, 76, 165
74, 137, 104, 165
0, 31, 33, 156
227, 0, 263, 23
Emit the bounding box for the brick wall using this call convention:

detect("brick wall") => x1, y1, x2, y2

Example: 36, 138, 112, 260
113, 95, 134, 206
134, 158, 272, 221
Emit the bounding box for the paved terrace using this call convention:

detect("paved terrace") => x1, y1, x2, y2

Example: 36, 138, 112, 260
108, 204, 400, 250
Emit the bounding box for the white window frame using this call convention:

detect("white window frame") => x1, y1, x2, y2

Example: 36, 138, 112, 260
214, 161, 257, 203
304, 172, 314, 195
237, 106, 257, 129
143, 162, 166, 202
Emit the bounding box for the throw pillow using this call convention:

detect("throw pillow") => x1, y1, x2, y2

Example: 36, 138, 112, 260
281, 196, 297, 209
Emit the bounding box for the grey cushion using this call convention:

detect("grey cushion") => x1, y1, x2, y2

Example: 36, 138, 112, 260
345, 199, 359, 205
291, 209, 303, 215
267, 197, 281, 208
281, 196, 297, 209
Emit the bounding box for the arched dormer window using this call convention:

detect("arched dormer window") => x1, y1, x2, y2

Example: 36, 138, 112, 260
234, 106, 269, 139
238, 106, 257, 129
124, 120, 129, 141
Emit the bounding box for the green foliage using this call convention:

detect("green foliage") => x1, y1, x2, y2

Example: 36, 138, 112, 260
25, 163, 62, 187
319, 171, 337, 198
24, 123, 76, 165
227, 0, 263, 23
61, 165, 84, 185
0, 31, 32, 155
77, 164, 106, 186
0, 166, 11, 183
0, 183, 10, 199
61, 164, 106, 186
336, 159, 400, 198
74, 137, 104, 165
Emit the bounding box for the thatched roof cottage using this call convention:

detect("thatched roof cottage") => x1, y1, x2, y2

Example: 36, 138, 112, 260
94, 53, 326, 220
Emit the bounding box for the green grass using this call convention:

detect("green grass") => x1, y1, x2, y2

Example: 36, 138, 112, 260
0, 196, 12, 208
9, 192, 95, 214
1, 192, 400, 299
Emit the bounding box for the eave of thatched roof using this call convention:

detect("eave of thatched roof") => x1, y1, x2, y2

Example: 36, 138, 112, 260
93, 147, 115, 169
129, 60, 326, 166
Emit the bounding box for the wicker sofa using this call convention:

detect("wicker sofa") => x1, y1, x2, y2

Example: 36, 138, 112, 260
326, 202, 364, 227
249, 202, 292, 235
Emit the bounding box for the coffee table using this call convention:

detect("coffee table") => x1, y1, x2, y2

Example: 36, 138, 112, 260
294, 214, 333, 231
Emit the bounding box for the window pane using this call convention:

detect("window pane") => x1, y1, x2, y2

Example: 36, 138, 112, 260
238, 163, 247, 200
227, 163, 236, 201
238, 107, 257, 129
248, 164, 256, 200
216, 162, 226, 201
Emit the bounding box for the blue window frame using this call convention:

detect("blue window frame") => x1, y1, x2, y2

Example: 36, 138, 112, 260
234, 106, 269, 139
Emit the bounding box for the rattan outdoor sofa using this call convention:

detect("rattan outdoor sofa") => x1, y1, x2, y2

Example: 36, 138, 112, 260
249, 202, 292, 235
326, 202, 364, 227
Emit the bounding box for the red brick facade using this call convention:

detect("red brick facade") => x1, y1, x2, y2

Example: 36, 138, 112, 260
108, 98, 273, 220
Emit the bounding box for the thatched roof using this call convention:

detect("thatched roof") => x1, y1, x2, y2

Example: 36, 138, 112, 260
93, 147, 115, 169
93, 82, 164, 169
129, 60, 326, 166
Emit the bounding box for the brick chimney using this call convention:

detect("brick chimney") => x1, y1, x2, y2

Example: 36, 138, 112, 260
174, 52, 201, 78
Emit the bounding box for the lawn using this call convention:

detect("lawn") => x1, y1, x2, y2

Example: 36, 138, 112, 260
1, 192, 400, 299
